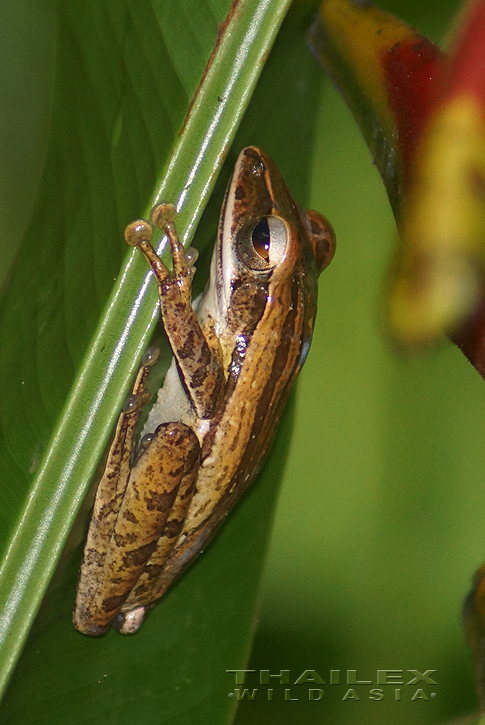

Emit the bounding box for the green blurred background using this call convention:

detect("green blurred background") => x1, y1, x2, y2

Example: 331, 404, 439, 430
0, 0, 482, 723
234, 1, 482, 723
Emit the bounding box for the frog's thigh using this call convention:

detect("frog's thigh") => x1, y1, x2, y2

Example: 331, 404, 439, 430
121, 438, 200, 612
75, 422, 200, 636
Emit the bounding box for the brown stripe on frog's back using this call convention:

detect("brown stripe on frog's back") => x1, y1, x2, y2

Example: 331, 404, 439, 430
177, 264, 311, 534
197, 276, 269, 461
226, 275, 310, 499
233, 275, 305, 461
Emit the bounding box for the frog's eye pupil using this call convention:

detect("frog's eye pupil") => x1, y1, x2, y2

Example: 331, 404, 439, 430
251, 218, 271, 261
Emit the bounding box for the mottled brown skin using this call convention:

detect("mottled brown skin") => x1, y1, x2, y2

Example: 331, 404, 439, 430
74, 147, 335, 635
73, 356, 156, 634
121, 438, 198, 610
84, 423, 199, 633
73, 348, 200, 635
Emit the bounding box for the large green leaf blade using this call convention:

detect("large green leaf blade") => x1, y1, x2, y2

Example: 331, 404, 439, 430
0, 0, 295, 699
0, 0, 324, 720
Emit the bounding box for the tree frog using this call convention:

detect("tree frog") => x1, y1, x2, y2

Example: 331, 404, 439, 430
73, 146, 335, 636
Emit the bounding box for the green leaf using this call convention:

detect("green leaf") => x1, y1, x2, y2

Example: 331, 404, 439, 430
0, 0, 323, 720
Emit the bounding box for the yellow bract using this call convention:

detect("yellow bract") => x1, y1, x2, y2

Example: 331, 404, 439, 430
390, 95, 485, 344
318, 0, 416, 148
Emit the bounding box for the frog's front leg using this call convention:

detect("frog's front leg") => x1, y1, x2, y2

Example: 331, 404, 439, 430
125, 203, 225, 420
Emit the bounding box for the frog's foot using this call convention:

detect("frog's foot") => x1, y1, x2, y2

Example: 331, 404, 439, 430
124, 204, 198, 304
113, 604, 155, 635
124, 206, 223, 420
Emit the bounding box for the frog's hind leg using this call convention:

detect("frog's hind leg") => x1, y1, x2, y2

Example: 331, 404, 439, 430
75, 418, 200, 635
73, 346, 159, 635
114, 432, 200, 634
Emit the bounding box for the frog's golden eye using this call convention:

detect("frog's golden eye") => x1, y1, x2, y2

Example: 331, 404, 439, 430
238, 215, 288, 271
